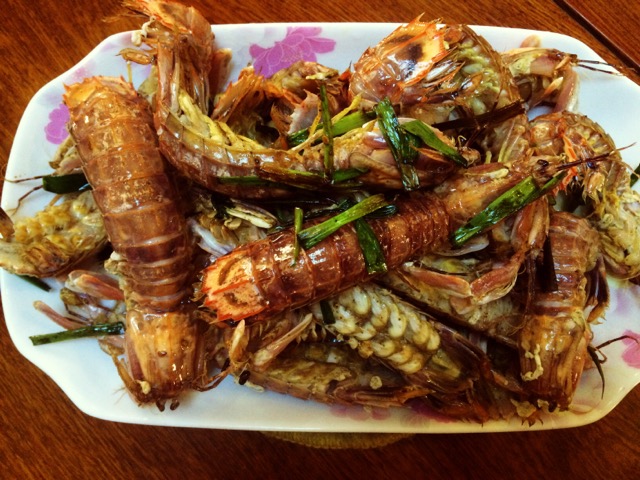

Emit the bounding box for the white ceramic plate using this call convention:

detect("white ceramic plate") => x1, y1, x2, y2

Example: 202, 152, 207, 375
2, 23, 640, 433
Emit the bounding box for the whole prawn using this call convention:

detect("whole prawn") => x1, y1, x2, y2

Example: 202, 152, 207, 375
0, 191, 106, 277
503, 47, 581, 112
529, 111, 640, 279
349, 17, 530, 163
123, 0, 321, 198
201, 192, 450, 323
518, 211, 608, 411
200, 157, 552, 326
122, 3, 478, 196
64, 76, 207, 408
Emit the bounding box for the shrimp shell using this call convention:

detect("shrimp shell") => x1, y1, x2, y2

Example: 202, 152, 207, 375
0, 191, 106, 277
240, 341, 432, 408
518, 211, 605, 410
65, 76, 192, 311
65, 76, 206, 407
202, 192, 450, 323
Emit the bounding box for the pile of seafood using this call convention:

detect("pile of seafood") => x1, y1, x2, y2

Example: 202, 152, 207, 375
2, 0, 639, 424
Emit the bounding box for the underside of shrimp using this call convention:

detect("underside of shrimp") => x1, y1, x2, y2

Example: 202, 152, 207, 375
529, 111, 640, 279
0, 191, 106, 277
518, 211, 608, 410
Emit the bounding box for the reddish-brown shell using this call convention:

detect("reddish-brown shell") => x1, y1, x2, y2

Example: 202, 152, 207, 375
202, 192, 450, 323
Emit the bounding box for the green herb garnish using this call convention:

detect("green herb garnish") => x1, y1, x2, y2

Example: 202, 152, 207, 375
292, 206, 304, 265
451, 173, 565, 247
287, 111, 375, 147
402, 120, 469, 167
374, 98, 420, 191
217, 175, 276, 186
331, 167, 369, 183
354, 218, 387, 274
18, 275, 51, 292
42, 172, 90, 194
632, 163, 640, 187
30, 322, 125, 346
298, 194, 390, 249
319, 300, 335, 324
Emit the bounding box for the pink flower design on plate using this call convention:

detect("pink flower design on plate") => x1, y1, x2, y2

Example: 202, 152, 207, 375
249, 27, 336, 77
44, 103, 70, 145
621, 330, 640, 369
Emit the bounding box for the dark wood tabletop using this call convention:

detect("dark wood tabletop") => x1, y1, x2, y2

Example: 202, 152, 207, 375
1, 0, 639, 478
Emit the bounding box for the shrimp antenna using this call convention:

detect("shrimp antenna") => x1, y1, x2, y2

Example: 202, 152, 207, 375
577, 58, 639, 78
588, 334, 639, 399
586, 344, 606, 399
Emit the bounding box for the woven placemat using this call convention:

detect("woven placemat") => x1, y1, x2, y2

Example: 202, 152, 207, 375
261, 431, 414, 449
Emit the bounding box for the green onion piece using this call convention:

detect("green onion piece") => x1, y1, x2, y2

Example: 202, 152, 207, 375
364, 204, 398, 219
319, 300, 335, 324
217, 175, 274, 186
451, 173, 565, 247
298, 194, 389, 249
287, 111, 375, 147
42, 172, 90, 194
402, 120, 469, 167
291, 207, 304, 265
332, 167, 369, 183
631, 163, 640, 187
30, 322, 125, 346
354, 218, 387, 274
319, 84, 334, 177
374, 98, 420, 191
18, 275, 51, 292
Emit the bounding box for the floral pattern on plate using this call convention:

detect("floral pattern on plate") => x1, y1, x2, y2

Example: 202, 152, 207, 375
43, 32, 151, 145
249, 27, 336, 77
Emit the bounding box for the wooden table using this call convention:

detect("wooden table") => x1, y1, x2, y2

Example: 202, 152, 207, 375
1, 0, 638, 477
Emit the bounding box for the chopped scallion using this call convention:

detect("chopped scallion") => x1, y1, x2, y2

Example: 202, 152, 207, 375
632, 163, 640, 187
217, 175, 275, 186
292, 207, 304, 265
287, 111, 375, 147
451, 173, 565, 247
320, 300, 335, 324
30, 322, 125, 346
354, 218, 387, 274
42, 172, 90, 194
374, 98, 420, 191
298, 194, 390, 249
18, 275, 51, 292
402, 120, 469, 167
332, 167, 369, 183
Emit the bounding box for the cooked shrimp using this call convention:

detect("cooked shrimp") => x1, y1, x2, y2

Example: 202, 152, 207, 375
381, 198, 548, 340
529, 111, 640, 279
349, 18, 529, 163
0, 191, 106, 277
201, 192, 450, 323
222, 337, 433, 408
124, 3, 472, 195
65, 76, 207, 408
503, 47, 581, 112
518, 211, 607, 410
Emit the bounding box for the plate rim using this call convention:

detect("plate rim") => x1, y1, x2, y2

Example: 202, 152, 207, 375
2, 22, 640, 433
